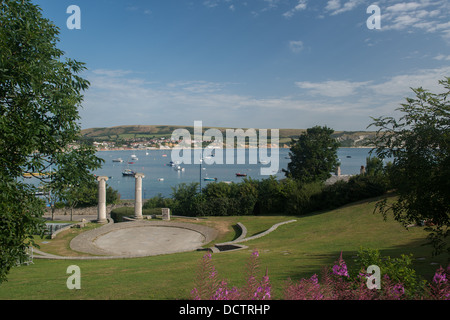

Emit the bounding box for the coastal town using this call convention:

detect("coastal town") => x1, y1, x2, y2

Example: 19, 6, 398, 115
83, 125, 376, 151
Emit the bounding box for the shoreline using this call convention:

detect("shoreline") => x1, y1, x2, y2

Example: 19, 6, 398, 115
95, 146, 375, 152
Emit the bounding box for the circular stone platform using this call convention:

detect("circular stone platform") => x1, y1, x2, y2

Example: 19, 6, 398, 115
70, 220, 218, 258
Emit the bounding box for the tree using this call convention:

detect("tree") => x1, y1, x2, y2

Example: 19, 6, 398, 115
62, 178, 120, 221
369, 78, 450, 256
0, 0, 103, 283
365, 156, 384, 177
283, 126, 340, 183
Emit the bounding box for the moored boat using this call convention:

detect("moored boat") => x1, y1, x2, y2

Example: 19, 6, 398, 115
122, 169, 136, 176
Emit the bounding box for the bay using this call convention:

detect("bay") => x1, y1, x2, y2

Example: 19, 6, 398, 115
93, 148, 380, 200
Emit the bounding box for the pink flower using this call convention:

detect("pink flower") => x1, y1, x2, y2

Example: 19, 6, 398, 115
332, 252, 349, 277
433, 266, 448, 284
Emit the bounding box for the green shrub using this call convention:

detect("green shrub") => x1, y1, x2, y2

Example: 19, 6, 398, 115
315, 174, 389, 211
256, 176, 286, 215
143, 193, 174, 209
284, 180, 323, 215
161, 170, 389, 217
354, 247, 426, 298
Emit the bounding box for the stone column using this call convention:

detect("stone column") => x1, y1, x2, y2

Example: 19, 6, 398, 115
97, 176, 109, 223
335, 166, 341, 177
134, 173, 145, 220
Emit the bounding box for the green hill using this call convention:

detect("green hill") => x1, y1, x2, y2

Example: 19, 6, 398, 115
0, 196, 446, 299
81, 125, 377, 147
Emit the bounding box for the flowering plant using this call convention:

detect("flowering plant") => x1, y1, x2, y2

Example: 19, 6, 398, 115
426, 265, 449, 300
191, 250, 271, 300
191, 250, 449, 300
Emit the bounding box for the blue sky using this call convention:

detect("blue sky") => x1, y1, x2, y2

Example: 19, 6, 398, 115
32, 0, 450, 131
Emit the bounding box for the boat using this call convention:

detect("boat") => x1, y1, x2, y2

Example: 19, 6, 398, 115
128, 162, 135, 164
204, 177, 217, 181
122, 169, 136, 176
174, 165, 185, 172
236, 173, 247, 177
112, 158, 124, 163
158, 178, 164, 181
131, 155, 138, 160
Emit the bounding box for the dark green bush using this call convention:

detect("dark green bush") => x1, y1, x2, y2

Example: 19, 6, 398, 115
143, 193, 174, 209
155, 169, 389, 217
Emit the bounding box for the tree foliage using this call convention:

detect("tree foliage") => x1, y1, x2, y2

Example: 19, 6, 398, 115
0, 0, 102, 283
283, 126, 340, 183
369, 77, 450, 256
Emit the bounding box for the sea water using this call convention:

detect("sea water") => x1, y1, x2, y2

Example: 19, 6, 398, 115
92, 148, 381, 200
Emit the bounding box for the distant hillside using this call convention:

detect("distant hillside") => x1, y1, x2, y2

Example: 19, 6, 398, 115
80, 125, 376, 147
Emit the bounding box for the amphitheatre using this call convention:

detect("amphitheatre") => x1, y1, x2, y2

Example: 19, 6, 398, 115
35, 174, 296, 260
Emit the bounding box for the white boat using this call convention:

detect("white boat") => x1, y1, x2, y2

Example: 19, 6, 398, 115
112, 158, 124, 163
131, 155, 138, 160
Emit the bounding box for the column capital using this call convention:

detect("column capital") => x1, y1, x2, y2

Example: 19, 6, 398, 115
96, 176, 109, 182
134, 173, 145, 178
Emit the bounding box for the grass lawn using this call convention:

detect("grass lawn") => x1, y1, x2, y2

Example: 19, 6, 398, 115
0, 195, 447, 300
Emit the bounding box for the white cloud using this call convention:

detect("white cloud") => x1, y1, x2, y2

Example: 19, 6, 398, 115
80, 66, 450, 131
167, 80, 230, 94
203, 0, 220, 8
386, 2, 422, 13
325, 0, 363, 15
283, 0, 308, 18
289, 40, 304, 53
325, 0, 341, 12
380, 0, 450, 38
434, 54, 450, 61
91, 69, 134, 78
369, 66, 450, 97
81, 69, 373, 130
295, 66, 450, 99
295, 80, 370, 97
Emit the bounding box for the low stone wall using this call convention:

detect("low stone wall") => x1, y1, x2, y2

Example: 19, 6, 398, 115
44, 202, 135, 217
